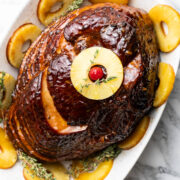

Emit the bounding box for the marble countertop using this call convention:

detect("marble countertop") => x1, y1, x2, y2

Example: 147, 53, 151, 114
0, 0, 180, 180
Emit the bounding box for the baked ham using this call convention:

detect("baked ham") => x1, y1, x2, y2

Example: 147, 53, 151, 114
6, 3, 159, 162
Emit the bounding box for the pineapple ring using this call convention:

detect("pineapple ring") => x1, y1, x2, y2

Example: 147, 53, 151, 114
37, 0, 83, 26
71, 47, 123, 100
0, 127, 17, 169
153, 62, 175, 107
89, 0, 128, 5
119, 116, 150, 150
7, 23, 41, 69
23, 163, 69, 180
0, 72, 16, 118
75, 160, 113, 180
149, 5, 180, 52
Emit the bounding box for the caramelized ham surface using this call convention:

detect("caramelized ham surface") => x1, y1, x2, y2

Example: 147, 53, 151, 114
6, 3, 159, 161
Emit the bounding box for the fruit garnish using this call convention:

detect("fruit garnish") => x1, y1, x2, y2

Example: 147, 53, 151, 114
0, 72, 16, 121
69, 144, 120, 178
89, 0, 128, 5
7, 23, 41, 68
75, 160, 113, 180
19, 151, 55, 180
70, 47, 123, 100
37, 0, 83, 26
153, 62, 175, 107
119, 116, 150, 150
42, 69, 68, 132
42, 69, 87, 134
23, 163, 69, 180
149, 5, 180, 52
0, 127, 17, 169
89, 66, 104, 81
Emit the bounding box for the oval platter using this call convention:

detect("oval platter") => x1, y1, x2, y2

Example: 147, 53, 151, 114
0, 0, 180, 179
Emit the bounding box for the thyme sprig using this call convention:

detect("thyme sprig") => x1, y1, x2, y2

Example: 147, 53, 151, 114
0, 72, 6, 123
0, 72, 5, 107
18, 151, 55, 180
90, 49, 99, 65
68, 144, 121, 178
79, 76, 117, 92
65, 0, 84, 15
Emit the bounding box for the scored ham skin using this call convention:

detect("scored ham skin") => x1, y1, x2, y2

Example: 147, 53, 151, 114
6, 3, 159, 162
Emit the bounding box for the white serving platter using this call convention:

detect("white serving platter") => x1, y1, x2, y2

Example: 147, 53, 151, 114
0, 0, 180, 180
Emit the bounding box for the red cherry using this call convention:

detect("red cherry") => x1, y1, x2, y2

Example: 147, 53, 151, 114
89, 67, 104, 81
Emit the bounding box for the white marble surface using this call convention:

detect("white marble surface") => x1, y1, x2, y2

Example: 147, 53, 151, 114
0, 0, 180, 180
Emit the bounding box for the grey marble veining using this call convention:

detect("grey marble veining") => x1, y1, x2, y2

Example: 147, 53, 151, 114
127, 70, 180, 180
0, 0, 180, 180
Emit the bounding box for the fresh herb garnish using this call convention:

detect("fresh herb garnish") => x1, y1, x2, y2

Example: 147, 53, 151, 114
104, 76, 117, 83
90, 59, 95, 64
65, 0, 84, 14
18, 151, 55, 180
0, 72, 5, 107
80, 76, 117, 92
95, 79, 101, 85
90, 49, 99, 65
79, 83, 90, 92
94, 49, 99, 59
68, 144, 121, 178
0, 72, 6, 123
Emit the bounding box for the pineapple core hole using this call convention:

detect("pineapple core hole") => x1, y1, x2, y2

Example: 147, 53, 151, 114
160, 21, 168, 36
50, 2, 63, 13
21, 40, 31, 53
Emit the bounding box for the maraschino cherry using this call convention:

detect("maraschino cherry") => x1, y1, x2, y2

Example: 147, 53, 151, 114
89, 66, 104, 81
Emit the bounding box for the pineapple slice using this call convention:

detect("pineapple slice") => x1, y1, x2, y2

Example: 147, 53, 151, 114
153, 62, 175, 107
75, 160, 113, 180
42, 69, 87, 134
0, 72, 16, 118
70, 47, 123, 100
0, 127, 17, 169
119, 116, 150, 150
23, 167, 42, 180
23, 163, 69, 180
89, 0, 128, 5
6, 23, 41, 69
37, 0, 83, 26
149, 5, 180, 52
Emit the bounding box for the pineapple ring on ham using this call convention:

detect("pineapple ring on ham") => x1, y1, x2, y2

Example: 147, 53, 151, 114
37, 0, 83, 26
70, 47, 124, 100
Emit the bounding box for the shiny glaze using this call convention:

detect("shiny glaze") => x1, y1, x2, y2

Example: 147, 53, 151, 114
6, 3, 159, 161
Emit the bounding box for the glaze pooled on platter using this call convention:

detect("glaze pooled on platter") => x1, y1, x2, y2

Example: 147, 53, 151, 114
6, 3, 159, 161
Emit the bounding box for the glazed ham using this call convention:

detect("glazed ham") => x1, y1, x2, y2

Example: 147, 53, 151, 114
6, 3, 159, 161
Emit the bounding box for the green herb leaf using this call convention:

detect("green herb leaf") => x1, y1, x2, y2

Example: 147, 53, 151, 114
66, 0, 84, 14
95, 79, 101, 85
18, 151, 55, 180
0, 72, 5, 107
90, 59, 94, 64
68, 144, 121, 178
94, 49, 99, 59
106, 76, 117, 82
